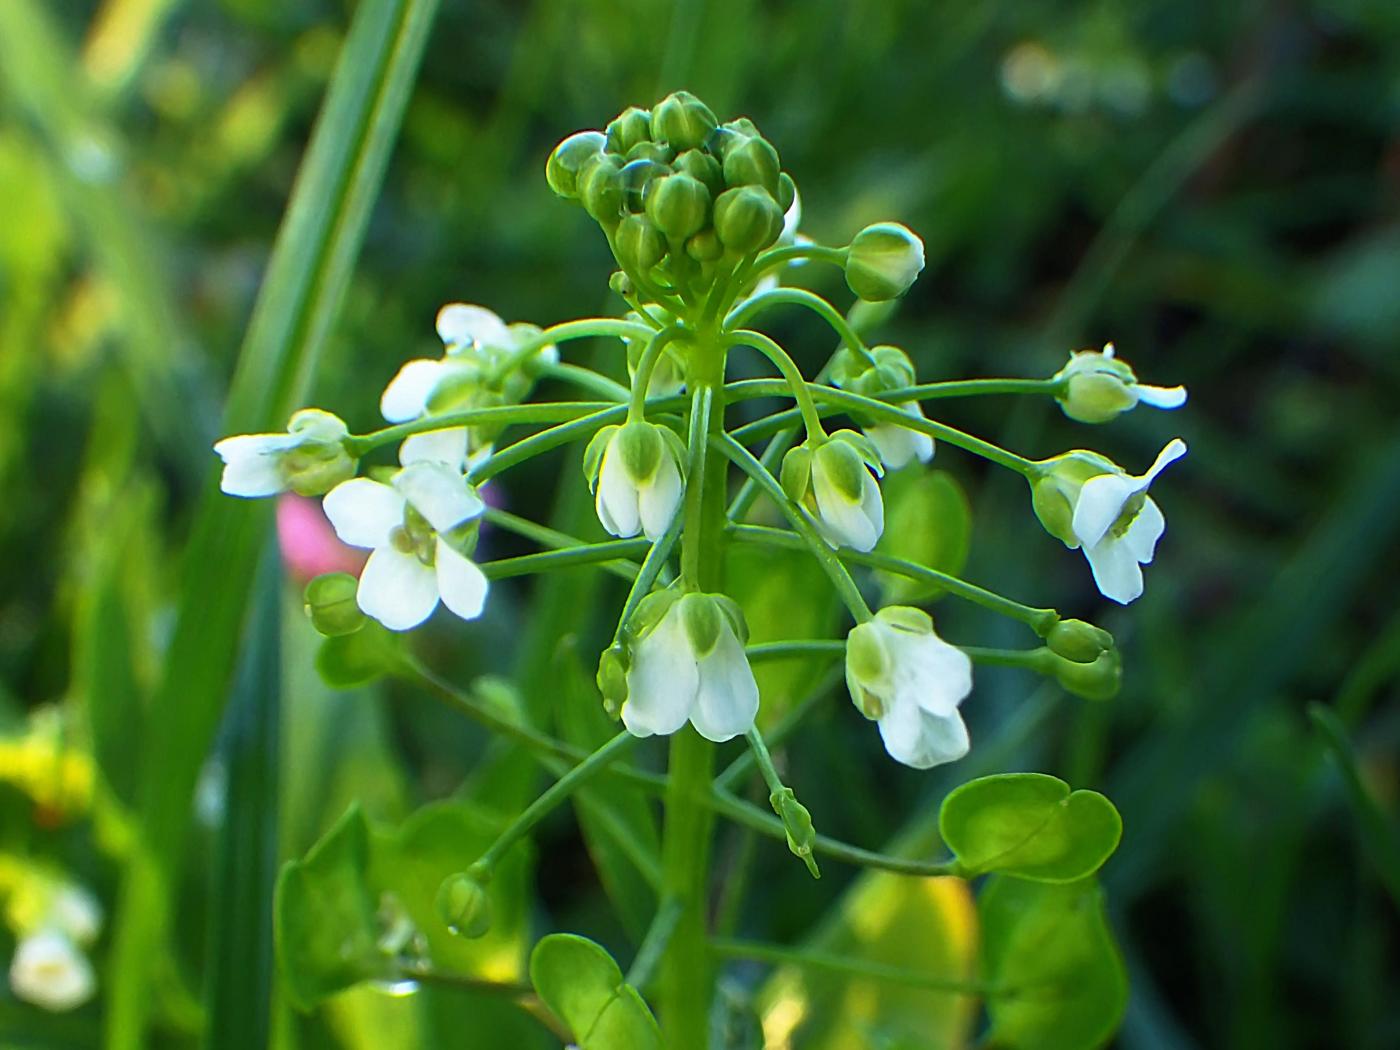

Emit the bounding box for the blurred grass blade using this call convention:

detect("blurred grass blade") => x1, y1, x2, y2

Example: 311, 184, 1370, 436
105, 0, 441, 1045
1308, 704, 1400, 907
203, 551, 282, 1050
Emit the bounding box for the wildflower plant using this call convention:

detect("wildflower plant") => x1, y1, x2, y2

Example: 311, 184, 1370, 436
217, 93, 1188, 1048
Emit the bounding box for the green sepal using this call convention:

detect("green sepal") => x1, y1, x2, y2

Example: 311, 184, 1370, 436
814, 438, 872, 504
711, 593, 749, 644
627, 587, 682, 641
644, 172, 711, 240
678, 591, 722, 657
582, 425, 621, 489
658, 423, 689, 479
779, 444, 813, 503
1045, 618, 1114, 663
581, 154, 626, 225
435, 870, 492, 939
673, 148, 723, 196
939, 773, 1123, 882
770, 787, 820, 879
616, 213, 667, 271
827, 428, 885, 476
620, 158, 670, 214
714, 185, 783, 255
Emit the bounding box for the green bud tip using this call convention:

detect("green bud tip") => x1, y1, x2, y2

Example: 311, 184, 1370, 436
713, 185, 784, 255
435, 872, 492, 939
546, 130, 606, 199
616, 214, 667, 270
1046, 619, 1115, 663
722, 135, 782, 197
845, 222, 926, 302
645, 172, 711, 240
580, 154, 625, 224
650, 91, 718, 151
605, 106, 652, 155
303, 572, 365, 637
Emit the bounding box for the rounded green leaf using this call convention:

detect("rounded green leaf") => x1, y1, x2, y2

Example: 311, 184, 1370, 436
939, 773, 1122, 882
529, 933, 660, 1048
979, 876, 1127, 1050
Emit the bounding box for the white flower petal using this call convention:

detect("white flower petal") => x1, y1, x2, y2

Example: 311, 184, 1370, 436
812, 461, 882, 552
780, 190, 802, 247
887, 628, 972, 718
1120, 496, 1166, 564
322, 479, 405, 549
596, 444, 641, 538
47, 887, 102, 947
865, 403, 934, 469
1070, 473, 1135, 550
638, 455, 683, 541
380, 359, 444, 423
689, 627, 760, 742
399, 427, 469, 468
877, 699, 970, 769
394, 462, 483, 533
213, 433, 301, 497
9, 930, 95, 1011
357, 546, 439, 630
1141, 438, 1188, 485
623, 610, 699, 738
1083, 536, 1145, 605
436, 303, 511, 351
1135, 384, 1187, 409
435, 539, 489, 621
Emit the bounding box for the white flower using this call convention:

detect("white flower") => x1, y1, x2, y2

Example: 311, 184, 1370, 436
623, 592, 759, 743
322, 461, 488, 631
380, 303, 558, 469
9, 929, 95, 1012
585, 421, 684, 541
213, 409, 353, 498
45, 885, 101, 947
784, 434, 885, 552
863, 401, 934, 470
1054, 343, 1186, 424
845, 606, 972, 769
1068, 439, 1186, 604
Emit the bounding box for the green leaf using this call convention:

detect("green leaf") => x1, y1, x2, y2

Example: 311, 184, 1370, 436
874, 469, 971, 604
275, 804, 385, 1011
939, 773, 1122, 882
529, 934, 661, 1048
978, 877, 1128, 1050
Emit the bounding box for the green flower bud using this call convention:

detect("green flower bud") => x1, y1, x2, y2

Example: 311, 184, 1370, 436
1046, 619, 1115, 664
831, 344, 916, 398
711, 116, 760, 159
435, 870, 491, 940
780, 444, 813, 503
722, 135, 781, 196
1051, 648, 1121, 702
713, 185, 783, 255
845, 222, 926, 301
770, 787, 820, 878
303, 572, 365, 637
620, 158, 669, 212
545, 130, 605, 199
644, 172, 711, 240
686, 229, 724, 262
608, 270, 633, 298
1029, 452, 1115, 547
581, 153, 625, 224
280, 409, 356, 496
673, 148, 723, 195
596, 644, 629, 718
605, 106, 652, 155
777, 171, 797, 213
650, 90, 718, 151
625, 140, 675, 166
616, 214, 667, 270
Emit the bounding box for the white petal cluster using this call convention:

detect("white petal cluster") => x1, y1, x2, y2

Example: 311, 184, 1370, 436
322, 461, 488, 631
1054, 343, 1187, 424
213, 409, 352, 498
586, 421, 684, 541
380, 303, 557, 469
623, 592, 759, 743
6, 879, 103, 1012
845, 606, 972, 769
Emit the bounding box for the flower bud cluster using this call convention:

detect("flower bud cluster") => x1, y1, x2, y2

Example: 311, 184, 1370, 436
547, 92, 799, 301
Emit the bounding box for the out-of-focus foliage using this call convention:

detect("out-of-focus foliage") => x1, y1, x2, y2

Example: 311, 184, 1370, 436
1, 0, 1398, 1047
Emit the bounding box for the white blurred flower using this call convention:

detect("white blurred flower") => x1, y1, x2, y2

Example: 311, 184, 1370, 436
9, 930, 94, 1012
45, 885, 101, 947
213, 409, 352, 498
845, 606, 971, 769
322, 462, 488, 631
623, 593, 759, 743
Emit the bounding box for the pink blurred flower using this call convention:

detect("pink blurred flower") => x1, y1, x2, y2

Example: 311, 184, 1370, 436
276, 494, 365, 583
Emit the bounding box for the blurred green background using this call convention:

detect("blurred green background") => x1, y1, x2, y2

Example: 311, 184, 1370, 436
2, 0, 1398, 1047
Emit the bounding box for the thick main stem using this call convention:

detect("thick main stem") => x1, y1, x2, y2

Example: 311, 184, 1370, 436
659, 339, 727, 1048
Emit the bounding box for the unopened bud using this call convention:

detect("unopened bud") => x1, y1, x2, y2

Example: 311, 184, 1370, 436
581, 154, 625, 225
686, 229, 724, 263
779, 444, 813, 503
620, 158, 669, 212
845, 222, 926, 301
435, 870, 492, 940
650, 91, 718, 151
673, 148, 723, 195
722, 136, 781, 197
605, 106, 652, 155
616, 214, 667, 270
1051, 648, 1121, 701
645, 173, 711, 240
777, 171, 797, 213
596, 644, 629, 717
1046, 619, 1114, 663
304, 572, 365, 637
281, 410, 356, 496
713, 185, 783, 255
770, 788, 820, 878
545, 131, 606, 199
625, 140, 675, 166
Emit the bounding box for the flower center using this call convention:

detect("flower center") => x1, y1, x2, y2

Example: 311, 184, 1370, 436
1109, 491, 1148, 539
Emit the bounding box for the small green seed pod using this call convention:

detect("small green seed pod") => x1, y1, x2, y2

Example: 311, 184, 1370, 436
616, 213, 667, 270
645, 172, 711, 240
545, 130, 605, 199
713, 185, 784, 254
303, 572, 364, 637
650, 90, 718, 151
580, 154, 625, 224
722, 135, 782, 196
605, 106, 652, 155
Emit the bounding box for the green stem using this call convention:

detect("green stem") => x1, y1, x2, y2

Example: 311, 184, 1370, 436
535, 361, 630, 401
612, 510, 684, 643
625, 898, 685, 991
715, 434, 872, 622
715, 669, 841, 791
748, 242, 848, 275
710, 939, 992, 996
629, 326, 690, 420
745, 639, 846, 662
724, 287, 872, 364
724, 329, 827, 442
347, 401, 610, 457
497, 316, 655, 375
478, 540, 647, 582
474, 732, 638, 873
471, 405, 629, 481
727, 523, 1058, 634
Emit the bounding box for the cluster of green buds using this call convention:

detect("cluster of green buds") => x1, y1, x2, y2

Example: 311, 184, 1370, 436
548, 92, 800, 302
